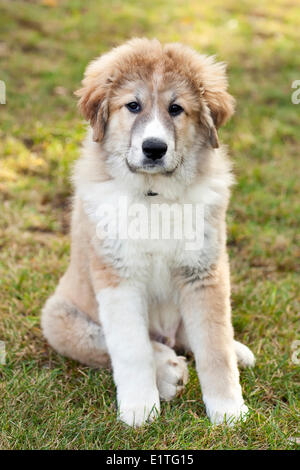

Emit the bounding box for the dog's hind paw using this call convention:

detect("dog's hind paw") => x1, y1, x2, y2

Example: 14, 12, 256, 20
234, 340, 256, 368
153, 342, 189, 401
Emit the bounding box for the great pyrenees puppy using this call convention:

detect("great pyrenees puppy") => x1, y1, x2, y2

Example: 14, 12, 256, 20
42, 38, 255, 427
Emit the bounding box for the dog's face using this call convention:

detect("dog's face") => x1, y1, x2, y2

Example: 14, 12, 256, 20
76, 39, 235, 186
106, 77, 205, 176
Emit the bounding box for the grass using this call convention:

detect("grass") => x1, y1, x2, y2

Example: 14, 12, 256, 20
0, 0, 299, 450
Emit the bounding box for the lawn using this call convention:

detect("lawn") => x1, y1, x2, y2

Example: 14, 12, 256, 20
0, 0, 299, 450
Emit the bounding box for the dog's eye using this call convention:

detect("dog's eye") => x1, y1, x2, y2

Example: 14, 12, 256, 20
126, 102, 141, 113
168, 104, 184, 117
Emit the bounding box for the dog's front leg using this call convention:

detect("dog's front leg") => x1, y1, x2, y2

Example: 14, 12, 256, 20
179, 259, 249, 425
97, 283, 160, 427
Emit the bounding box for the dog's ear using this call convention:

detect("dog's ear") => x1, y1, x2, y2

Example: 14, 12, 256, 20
76, 90, 109, 142
204, 88, 235, 129
199, 86, 235, 149
75, 58, 112, 142
198, 58, 235, 149
199, 96, 220, 149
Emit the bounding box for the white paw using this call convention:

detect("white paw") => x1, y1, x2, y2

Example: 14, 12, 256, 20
118, 393, 160, 427
234, 340, 256, 368
154, 343, 189, 401
204, 396, 250, 426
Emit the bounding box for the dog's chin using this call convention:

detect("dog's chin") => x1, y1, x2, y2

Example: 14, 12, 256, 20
126, 160, 178, 176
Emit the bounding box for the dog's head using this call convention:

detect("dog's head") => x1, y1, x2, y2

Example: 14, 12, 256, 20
76, 39, 234, 187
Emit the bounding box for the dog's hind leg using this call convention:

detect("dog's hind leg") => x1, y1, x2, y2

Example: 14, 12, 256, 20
41, 294, 109, 368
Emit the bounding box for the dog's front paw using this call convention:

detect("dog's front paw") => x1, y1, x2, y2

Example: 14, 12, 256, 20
118, 391, 160, 427
204, 396, 249, 426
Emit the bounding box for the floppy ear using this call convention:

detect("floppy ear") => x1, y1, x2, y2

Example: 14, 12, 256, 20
75, 58, 112, 142
199, 96, 221, 149
199, 87, 235, 149
198, 58, 235, 149
205, 88, 235, 128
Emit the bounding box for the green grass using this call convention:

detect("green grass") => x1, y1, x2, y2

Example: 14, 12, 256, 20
0, 0, 299, 450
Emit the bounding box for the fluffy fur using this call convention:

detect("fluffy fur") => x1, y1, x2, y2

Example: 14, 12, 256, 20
42, 38, 255, 427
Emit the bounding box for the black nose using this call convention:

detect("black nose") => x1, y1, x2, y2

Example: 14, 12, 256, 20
142, 138, 167, 161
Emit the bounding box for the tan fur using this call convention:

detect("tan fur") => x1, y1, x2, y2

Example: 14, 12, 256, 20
89, 246, 120, 293
179, 254, 238, 397
53, 197, 120, 324
75, 38, 234, 145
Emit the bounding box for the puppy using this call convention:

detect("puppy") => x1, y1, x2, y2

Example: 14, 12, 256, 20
42, 38, 255, 427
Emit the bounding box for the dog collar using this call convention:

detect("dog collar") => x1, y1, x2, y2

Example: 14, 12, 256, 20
146, 190, 158, 196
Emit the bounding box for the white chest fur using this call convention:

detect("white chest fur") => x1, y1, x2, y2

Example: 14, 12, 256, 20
77, 171, 229, 340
